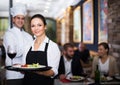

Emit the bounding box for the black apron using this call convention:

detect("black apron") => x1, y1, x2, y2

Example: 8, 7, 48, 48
23, 41, 53, 85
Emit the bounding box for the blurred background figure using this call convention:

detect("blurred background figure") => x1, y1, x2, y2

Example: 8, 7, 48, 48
74, 42, 91, 68
91, 42, 119, 78
57, 43, 83, 80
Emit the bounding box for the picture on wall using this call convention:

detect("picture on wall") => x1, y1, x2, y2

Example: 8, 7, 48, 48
98, 0, 108, 43
82, 0, 94, 44
73, 6, 81, 43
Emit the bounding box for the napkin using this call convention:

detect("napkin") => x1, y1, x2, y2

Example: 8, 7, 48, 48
60, 79, 70, 83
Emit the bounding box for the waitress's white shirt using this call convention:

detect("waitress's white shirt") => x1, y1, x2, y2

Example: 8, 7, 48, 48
23, 36, 61, 77
3, 26, 33, 79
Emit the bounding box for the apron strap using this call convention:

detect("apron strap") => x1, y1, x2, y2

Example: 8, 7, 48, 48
29, 39, 50, 52
28, 47, 32, 52
29, 47, 32, 51
45, 39, 50, 52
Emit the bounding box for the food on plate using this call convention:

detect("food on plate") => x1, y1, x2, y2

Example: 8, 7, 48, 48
66, 76, 85, 81
101, 76, 113, 81
13, 64, 21, 67
21, 63, 41, 68
70, 76, 81, 80
101, 76, 107, 81
21, 64, 28, 67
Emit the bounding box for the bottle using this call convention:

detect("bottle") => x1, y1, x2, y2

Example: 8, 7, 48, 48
0, 48, 2, 56
95, 64, 100, 85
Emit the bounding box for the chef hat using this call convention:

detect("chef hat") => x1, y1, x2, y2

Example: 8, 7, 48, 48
10, 3, 27, 17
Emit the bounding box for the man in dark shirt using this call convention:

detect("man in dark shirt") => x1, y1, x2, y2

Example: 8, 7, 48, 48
74, 42, 91, 67
57, 43, 83, 80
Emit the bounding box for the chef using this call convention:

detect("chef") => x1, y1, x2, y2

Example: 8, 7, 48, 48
3, 3, 33, 85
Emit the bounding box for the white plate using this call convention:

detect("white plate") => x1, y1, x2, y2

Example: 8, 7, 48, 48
101, 76, 113, 81
106, 76, 113, 81
12, 64, 46, 69
115, 76, 120, 80
66, 76, 85, 81
6, 65, 51, 71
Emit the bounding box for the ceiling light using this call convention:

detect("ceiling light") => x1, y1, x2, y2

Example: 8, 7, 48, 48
46, 2, 51, 5
48, 0, 52, 2
45, 6, 50, 9
44, 10, 48, 13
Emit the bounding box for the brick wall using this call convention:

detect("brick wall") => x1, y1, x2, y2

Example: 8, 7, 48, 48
108, 0, 120, 73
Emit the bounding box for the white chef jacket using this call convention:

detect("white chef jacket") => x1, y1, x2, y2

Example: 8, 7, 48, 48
22, 36, 61, 77
3, 26, 33, 79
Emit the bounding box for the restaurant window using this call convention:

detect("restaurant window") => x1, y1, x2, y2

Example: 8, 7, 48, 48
0, 17, 9, 44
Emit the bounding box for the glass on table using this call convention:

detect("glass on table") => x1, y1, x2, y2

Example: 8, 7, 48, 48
101, 71, 108, 77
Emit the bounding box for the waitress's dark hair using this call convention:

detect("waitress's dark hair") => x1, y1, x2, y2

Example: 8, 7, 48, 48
30, 14, 47, 25
98, 42, 109, 55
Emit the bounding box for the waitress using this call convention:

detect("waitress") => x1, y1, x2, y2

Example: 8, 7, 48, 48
22, 14, 61, 85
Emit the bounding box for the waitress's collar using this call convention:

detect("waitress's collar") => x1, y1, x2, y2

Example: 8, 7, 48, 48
43, 36, 49, 43
33, 36, 49, 44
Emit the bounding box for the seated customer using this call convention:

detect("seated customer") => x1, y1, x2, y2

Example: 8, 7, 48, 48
91, 42, 119, 78
74, 42, 91, 68
57, 43, 83, 80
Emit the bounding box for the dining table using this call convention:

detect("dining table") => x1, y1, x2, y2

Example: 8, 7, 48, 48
54, 79, 88, 85
54, 77, 120, 85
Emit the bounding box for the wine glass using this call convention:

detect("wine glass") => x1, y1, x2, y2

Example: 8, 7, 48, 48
101, 71, 108, 78
7, 45, 17, 65
103, 72, 108, 77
